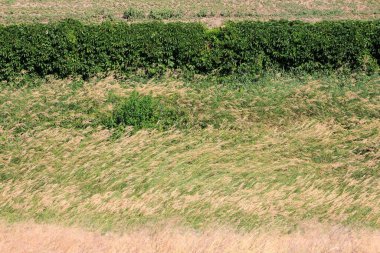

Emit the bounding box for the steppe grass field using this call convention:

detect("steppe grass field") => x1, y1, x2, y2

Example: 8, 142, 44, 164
1, 74, 380, 252
0, 0, 380, 252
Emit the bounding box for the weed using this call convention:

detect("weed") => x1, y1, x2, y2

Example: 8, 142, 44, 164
196, 9, 209, 18
148, 9, 183, 20
220, 10, 231, 17
103, 91, 188, 132
123, 8, 145, 20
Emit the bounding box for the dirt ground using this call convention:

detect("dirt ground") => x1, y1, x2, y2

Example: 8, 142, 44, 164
0, 222, 379, 253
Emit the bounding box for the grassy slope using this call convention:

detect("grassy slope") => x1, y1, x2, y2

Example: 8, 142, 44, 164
0, 74, 379, 232
0, 0, 379, 24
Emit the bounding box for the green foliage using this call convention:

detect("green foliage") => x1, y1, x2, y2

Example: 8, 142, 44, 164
103, 91, 188, 132
148, 9, 183, 20
210, 20, 380, 75
0, 20, 379, 81
123, 8, 145, 20
0, 20, 207, 80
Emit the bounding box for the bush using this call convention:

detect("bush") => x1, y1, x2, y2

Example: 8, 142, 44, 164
210, 20, 380, 74
104, 91, 188, 132
0, 20, 207, 80
123, 8, 145, 20
0, 19, 378, 81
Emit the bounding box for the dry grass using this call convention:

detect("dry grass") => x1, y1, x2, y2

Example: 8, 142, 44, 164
0, 0, 379, 25
0, 75, 379, 233
0, 222, 379, 253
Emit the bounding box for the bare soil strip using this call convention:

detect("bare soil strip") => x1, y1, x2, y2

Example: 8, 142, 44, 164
0, 222, 379, 253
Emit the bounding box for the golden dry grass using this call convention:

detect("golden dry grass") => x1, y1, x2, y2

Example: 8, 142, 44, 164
0, 77, 379, 253
0, 75, 379, 233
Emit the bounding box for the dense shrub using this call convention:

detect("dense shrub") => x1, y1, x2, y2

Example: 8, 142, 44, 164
0, 20, 207, 80
371, 21, 380, 65
104, 91, 188, 131
210, 20, 380, 74
0, 19, 379, 81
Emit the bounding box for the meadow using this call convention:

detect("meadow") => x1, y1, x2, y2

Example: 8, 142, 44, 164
1, 74, 379, 230
0, 1, 380, 252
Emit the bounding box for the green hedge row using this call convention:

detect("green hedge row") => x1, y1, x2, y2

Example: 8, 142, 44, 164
0, 19, 379, 80
210, 21, 380, 74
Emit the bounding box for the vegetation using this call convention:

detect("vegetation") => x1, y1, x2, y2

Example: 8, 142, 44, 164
0, 20, 379, 81
0, 74, 379, 231
1, 0, 379, 24
196, 9, 214, 18
0, 2, 379, 250
103, 91, 189, 133
148, 9, 183, 20
122, 8, 145, 20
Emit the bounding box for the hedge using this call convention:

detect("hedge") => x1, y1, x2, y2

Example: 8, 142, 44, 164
0, 19, 379, 80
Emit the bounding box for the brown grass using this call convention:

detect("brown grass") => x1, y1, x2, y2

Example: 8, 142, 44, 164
0, 222, 379, 253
